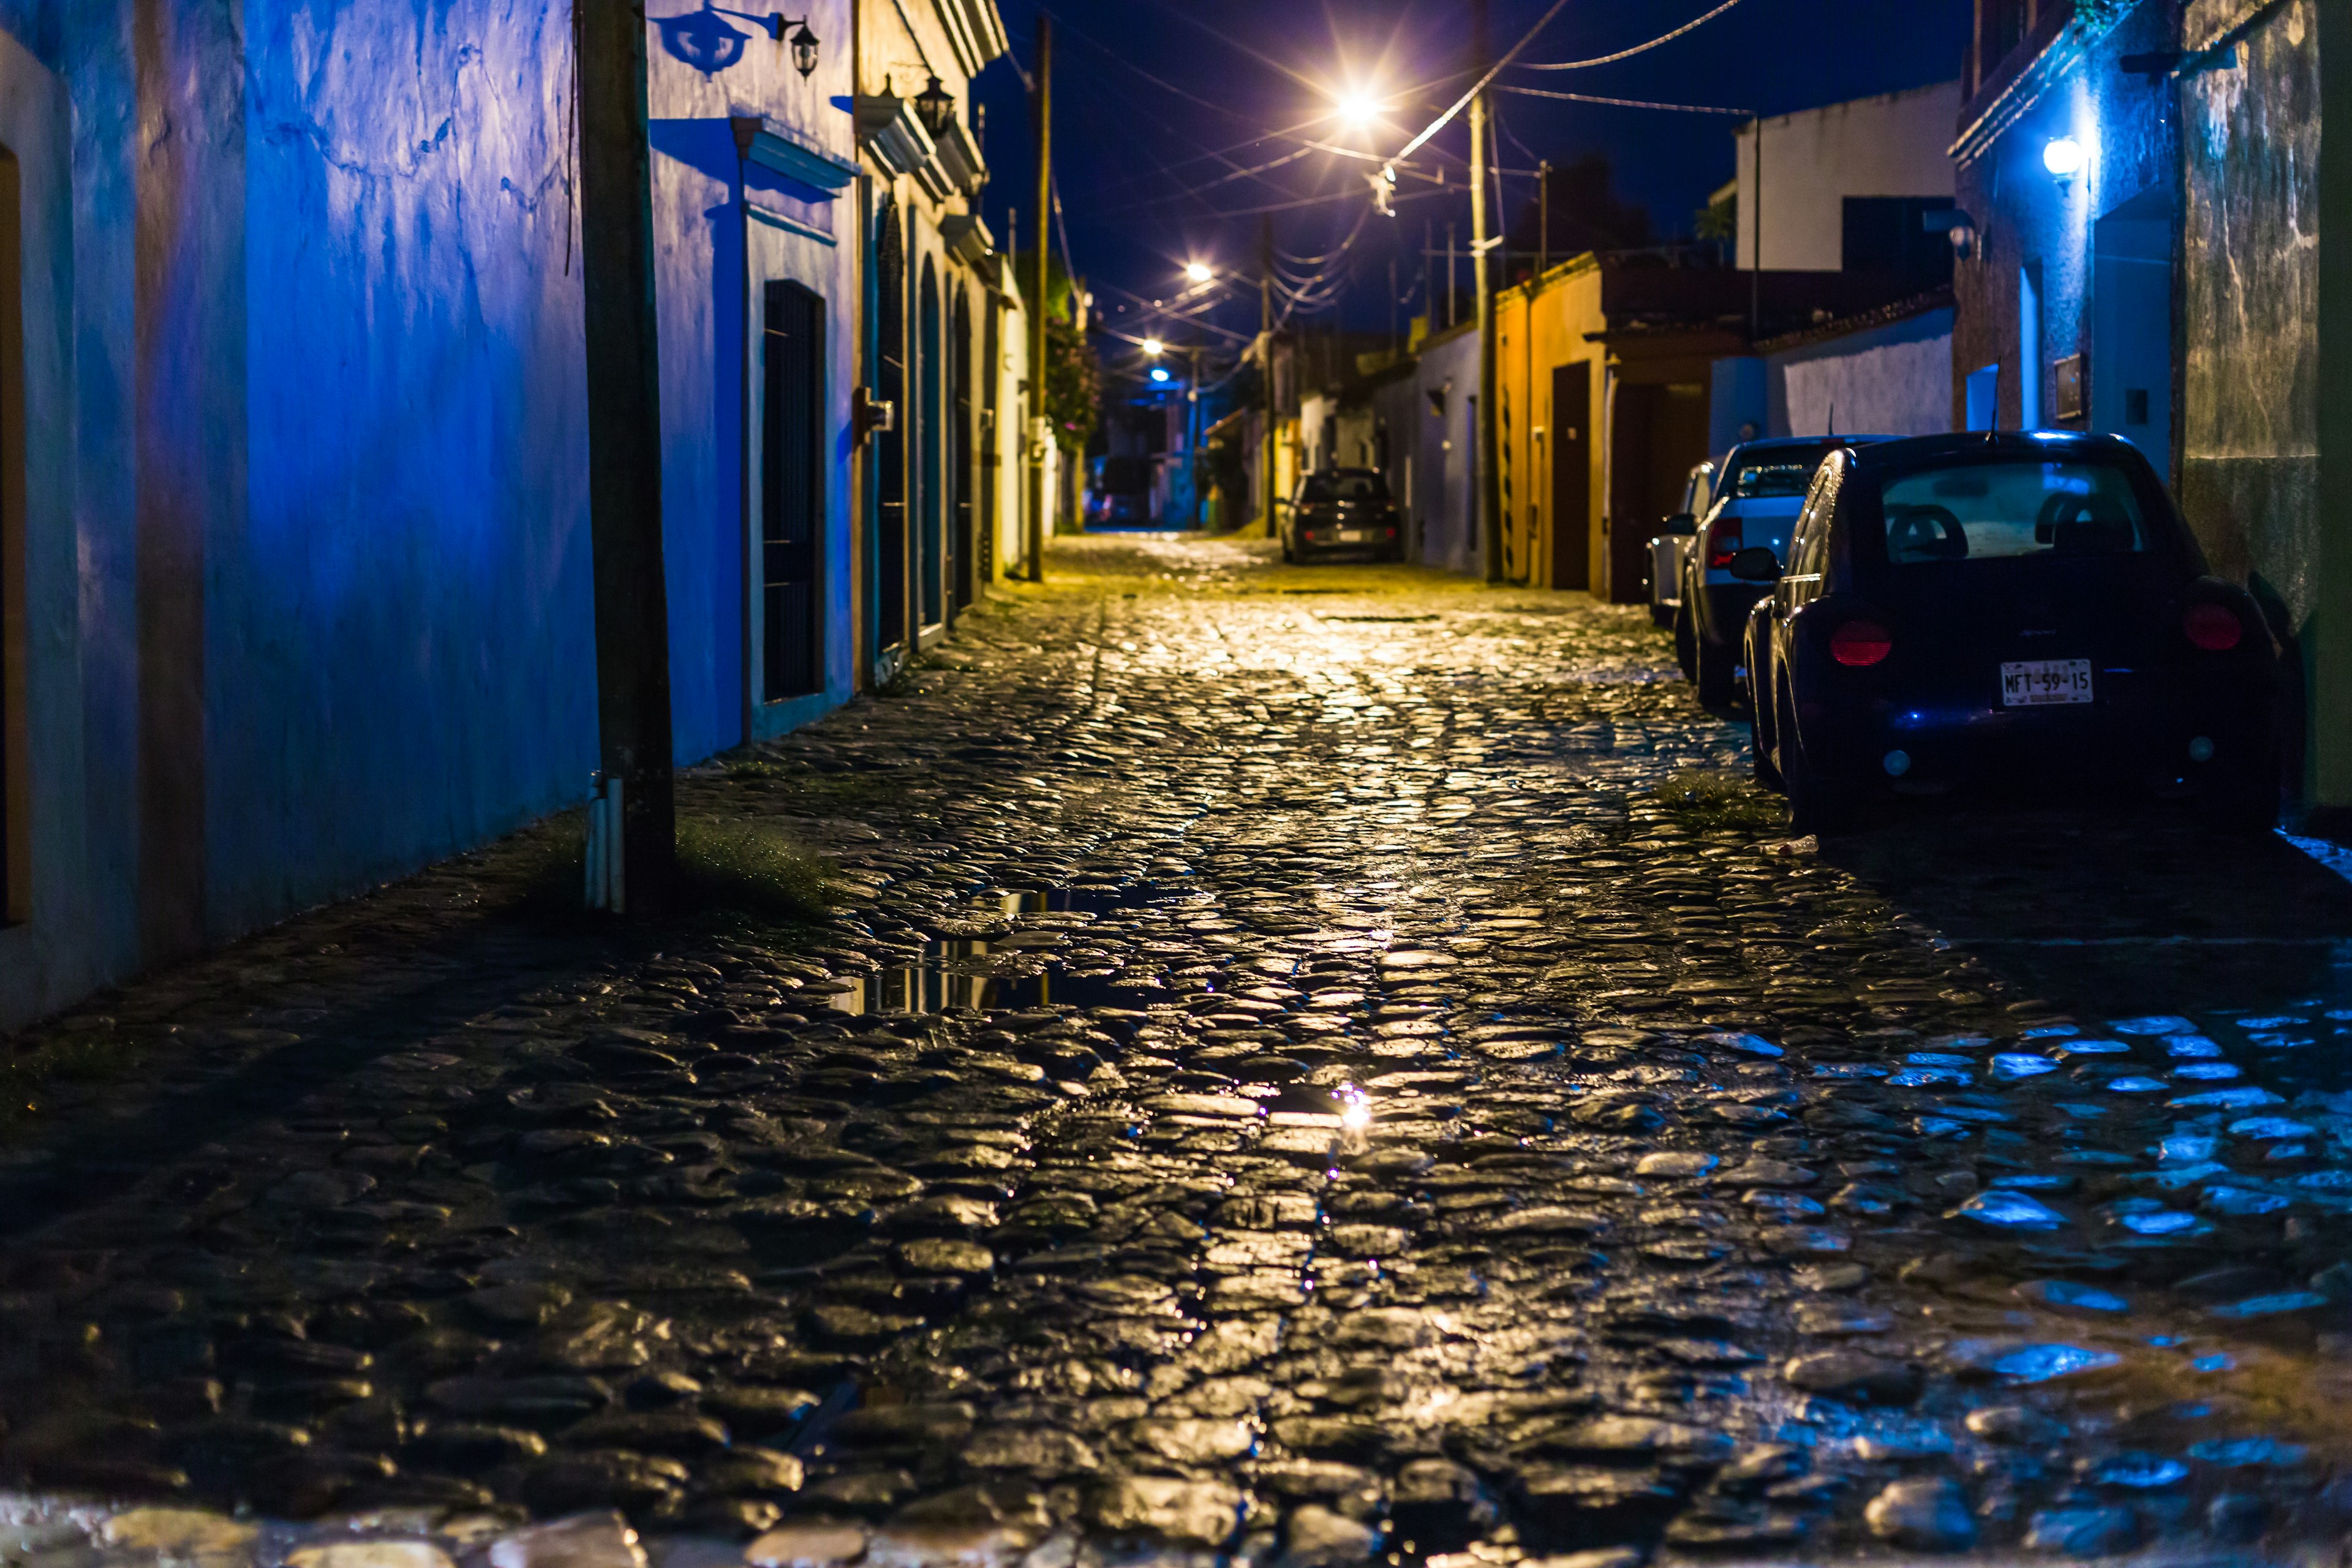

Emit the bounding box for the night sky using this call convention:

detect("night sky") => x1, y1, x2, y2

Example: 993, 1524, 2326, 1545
965, 0, 1972, 366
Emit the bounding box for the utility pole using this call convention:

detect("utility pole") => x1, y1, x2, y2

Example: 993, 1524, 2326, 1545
1261, 213, 1278, 539
1750, 115, 1763, 339
1538, 159, 1551, 277
1186, 345, 1205, 528
1027, 14, 1052, 582
1471, 0, 1504, 584
579, 0, 675, 912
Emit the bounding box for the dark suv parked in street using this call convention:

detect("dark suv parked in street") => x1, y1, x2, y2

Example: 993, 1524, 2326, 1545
1283, 469, 1403, 562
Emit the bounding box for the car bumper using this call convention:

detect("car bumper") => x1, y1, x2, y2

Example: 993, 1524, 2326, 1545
1801, 670, 2274, 795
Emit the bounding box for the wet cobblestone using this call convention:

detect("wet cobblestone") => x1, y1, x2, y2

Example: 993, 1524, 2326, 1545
8, 535, 2352, 1565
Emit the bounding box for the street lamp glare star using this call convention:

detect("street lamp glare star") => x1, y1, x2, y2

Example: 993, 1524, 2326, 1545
1142, 337, 1165, 356
1336, 90, 1381, 130
1184, 262, 1213, 284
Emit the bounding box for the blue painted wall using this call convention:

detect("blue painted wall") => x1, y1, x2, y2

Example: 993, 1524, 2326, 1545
0, 0, 864, 1032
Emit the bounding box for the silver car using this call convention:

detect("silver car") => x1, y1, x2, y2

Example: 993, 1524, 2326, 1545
1646, 461, 1717, 628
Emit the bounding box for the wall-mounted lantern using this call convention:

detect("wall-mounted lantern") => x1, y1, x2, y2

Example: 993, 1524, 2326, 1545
2042, 135, 2086, 181
914, 75, 958, 138
721, 10, 822, 76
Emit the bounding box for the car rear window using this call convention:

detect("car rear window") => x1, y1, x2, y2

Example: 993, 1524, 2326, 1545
1725, 454, 1829, 499
1302, 473, 1389, 503
1879, 461, 2150, 563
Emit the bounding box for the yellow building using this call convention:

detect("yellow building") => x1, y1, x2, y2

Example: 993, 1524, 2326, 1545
1496, 255, 1740, 600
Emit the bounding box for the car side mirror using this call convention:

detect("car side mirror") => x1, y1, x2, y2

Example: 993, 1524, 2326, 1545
1662, 513, 1698, 536
1727, 546, 1782, 583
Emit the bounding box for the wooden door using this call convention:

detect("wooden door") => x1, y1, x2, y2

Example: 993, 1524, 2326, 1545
1549, 364, 1590, 590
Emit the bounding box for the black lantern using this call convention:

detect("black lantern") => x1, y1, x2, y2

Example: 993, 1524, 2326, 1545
788, 20, 820, 78
914, 75, 957, 138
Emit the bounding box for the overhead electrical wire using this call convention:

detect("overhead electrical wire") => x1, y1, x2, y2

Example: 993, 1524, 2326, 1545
1497, 83, 1752, 115
1393, 0, 1576, 164
1518, 0, 1751, 70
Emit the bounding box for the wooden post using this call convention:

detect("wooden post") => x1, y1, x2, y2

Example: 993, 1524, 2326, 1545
1027, 15, 1052, 581
578, 0, 676, 910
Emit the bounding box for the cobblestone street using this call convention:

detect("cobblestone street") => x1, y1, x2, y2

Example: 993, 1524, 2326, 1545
10, 533, 2352, 1567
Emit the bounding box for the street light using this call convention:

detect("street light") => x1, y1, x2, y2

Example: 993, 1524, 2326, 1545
1184, 262, 1213, 284
1336, 90, 1381, 130
2043, 135, 2086, 179
1142, 337, 1165, 356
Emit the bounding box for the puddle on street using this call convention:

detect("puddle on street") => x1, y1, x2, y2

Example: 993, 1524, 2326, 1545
827, 883, 1193, 1015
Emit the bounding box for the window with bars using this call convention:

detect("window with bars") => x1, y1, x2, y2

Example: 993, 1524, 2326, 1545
762, 280, 826, 701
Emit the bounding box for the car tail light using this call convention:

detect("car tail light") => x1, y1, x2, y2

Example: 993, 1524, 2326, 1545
1830, 619, 1894, 667
2184, 602, 2243, 652
1706, 521, 1744, 571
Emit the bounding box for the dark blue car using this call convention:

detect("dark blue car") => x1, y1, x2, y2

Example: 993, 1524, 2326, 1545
1740, 432, 2280, 834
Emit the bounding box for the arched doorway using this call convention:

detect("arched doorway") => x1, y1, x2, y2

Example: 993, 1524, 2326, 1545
952, 287, 976, 613
873, 201, 907, 652
918, 258, 944, 630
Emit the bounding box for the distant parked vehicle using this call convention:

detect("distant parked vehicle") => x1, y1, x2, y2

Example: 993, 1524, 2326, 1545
1085, 455, 1153, 529
1740, 431, 2280, 835
1283, 468, 1403, 562
1647, 460, 1718, 628
1676, 435, 1896, 706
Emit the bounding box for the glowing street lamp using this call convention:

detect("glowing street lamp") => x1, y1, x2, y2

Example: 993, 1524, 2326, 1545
1142, 337, 1165, 356
1336, 90, 1381, 131
2043, 135, 2086, 179
1183, 262, 1213, 284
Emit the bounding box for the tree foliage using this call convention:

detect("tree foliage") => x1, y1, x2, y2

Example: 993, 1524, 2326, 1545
1013, 251, 1101, 453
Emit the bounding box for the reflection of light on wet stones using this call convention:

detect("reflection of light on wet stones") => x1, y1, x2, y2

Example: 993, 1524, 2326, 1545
1948, 1189, 2068, 1230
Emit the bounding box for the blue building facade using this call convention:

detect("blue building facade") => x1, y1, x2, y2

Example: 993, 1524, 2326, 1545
0, 2, 868, 1031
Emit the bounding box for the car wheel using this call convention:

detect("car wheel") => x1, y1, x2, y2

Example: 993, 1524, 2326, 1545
1781, 680, 1853, 836
2196, 752, 2281, 835
1673, 600, 1697, 682
1748, 643, 1783, 790
1695, 630, 1736, 707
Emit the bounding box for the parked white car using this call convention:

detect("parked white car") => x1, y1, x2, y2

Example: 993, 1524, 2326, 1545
1646, 461, 1719, 627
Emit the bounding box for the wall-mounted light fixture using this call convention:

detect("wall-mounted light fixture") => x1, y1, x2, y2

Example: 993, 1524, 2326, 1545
914, 75, 958, 138
717, 9, 821, 76
2043, 135, 2086, 180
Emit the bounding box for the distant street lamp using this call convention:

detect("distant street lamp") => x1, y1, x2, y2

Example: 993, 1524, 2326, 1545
1184, 262, 1214, 284
1336, 90, 1381, 130
914, 75, 958, 137
1142, 337, 1165, 356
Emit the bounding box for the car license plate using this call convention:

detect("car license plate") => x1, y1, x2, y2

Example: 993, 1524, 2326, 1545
1337, 529, 1370, 543
2000, 658, 2094, 706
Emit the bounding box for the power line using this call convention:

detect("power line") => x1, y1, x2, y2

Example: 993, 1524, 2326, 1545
1518, 0, 1751, 70
1496, 83, 1752, 115
1393, 0, 1576, 164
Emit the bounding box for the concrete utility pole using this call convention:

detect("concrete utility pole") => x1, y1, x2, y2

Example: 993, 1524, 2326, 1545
1261, 213, 1278, 538
1027, 14, 1052, 582
579, 0, 675, 911
1471, 0, 1504, 584
1538, 158, 1551, 277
